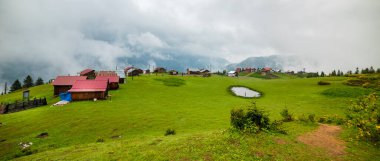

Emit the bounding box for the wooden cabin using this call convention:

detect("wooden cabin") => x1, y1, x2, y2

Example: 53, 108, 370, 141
95, 76, 120, 90
68, 80, 108, 101
96, 71, 117, 77
169, 70, 178, 75
187, 68, 200, 75
52, 76, 87, 95
128, 69, 143, 76
79, 68, 96, 79
154, 67, 166, 73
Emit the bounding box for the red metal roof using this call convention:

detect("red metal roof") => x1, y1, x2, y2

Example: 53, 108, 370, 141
68, 80, 108, 92
95, 76, 119, 83
263, 67, 272, 72
52, 76, 87, 86
124, 67, 133, 72
80, 68, 94, 75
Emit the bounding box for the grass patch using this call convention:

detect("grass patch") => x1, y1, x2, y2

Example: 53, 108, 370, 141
1, 75, 379, 160
154, 78, 186, 87
321, 87, 374, 98
249, 73, 279, 79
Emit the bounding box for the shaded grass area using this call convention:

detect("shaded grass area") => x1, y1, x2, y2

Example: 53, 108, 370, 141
0, 75, 378, 160
14, 122, 380, 161
154, 77, 186, 87
321, 87, 375, 98
249, 72, 279, 79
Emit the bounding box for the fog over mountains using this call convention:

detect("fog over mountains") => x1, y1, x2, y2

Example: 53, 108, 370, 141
1, 0, 380, 92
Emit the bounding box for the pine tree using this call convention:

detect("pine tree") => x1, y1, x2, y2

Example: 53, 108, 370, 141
364, 68, 369, 74
369, 66, 375, 74
331, 70, 336, 76
10, 79, 22, 92
377, 68, 380, 73
355, 67, 359, 74
35, 77, 44, 86
321, 71, 325, 77
23, 75, 34, 88
337, 70, 341, 76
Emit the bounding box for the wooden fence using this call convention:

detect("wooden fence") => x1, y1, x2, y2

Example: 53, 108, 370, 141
0, 97, 47, 114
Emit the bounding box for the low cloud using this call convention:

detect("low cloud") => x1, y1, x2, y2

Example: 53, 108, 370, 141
0, 0, 379, 90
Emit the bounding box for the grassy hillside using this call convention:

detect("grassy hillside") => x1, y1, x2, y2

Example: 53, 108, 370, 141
0, 75, 378, 160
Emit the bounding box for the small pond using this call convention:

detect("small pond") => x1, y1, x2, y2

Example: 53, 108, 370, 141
230, 87, 261, 98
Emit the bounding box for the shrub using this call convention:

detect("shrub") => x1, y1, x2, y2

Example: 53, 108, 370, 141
165, 128, 176, 136
96, 138, 104, 142
346, 93, 380, 142
318, 81, 331, 85
308, 114, 316, 122
298, 114, 308, 122
230, 102, 286, 134
280, 108, 294, 122
318, 116, 326, 123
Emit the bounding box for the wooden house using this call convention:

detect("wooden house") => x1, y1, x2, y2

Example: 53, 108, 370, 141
128, 69, 143, 76
52, 76, 87, 95
169, 70, 178, 75
79, 68, 95, 79
68, 80, 108, 100
95, 76, 120, 90
154, 67, 166, 73
187, 68, 200, 75
96, 71, 117, 77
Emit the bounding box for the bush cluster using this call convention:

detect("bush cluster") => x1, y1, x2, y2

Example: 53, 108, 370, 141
280, 108, 294, 122
346, 93, 380, 142
165, 128, 176, 136
318, 81, 331, 85
230, 102, 286, 134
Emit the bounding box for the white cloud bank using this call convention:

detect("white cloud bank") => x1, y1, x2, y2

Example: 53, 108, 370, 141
0, 0, 379, 85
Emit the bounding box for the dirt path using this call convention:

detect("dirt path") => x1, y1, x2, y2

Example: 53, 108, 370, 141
298, 124, 346, 157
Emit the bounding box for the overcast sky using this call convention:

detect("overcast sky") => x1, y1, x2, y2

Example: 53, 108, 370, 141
1, 0, 380, 85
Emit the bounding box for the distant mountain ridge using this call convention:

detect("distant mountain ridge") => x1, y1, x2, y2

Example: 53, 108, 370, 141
226, 55, 311, 71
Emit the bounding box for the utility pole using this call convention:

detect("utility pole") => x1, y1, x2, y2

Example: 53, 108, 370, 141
4, 82, 7, 94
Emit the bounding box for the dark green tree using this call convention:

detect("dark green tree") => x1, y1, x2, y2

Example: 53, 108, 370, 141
10, 79, 22, 92
35, 77, 44, 86
377, 68, 380, 73
331, 70, 336, 76
321, 71, 325, 77
337, 70, 341, 76
23, 75, 34, 88
369, 66, 375, 74
355, 67, 359, 74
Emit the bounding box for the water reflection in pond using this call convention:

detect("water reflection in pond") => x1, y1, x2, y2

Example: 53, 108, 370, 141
231, 87, 261, 98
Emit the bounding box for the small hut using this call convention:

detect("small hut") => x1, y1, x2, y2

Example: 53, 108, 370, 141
154, 67, 166, 73
52, 76, 87, 95
79, 68, 96, 79
68, 80, 108, 101
128, 69, 143, 76
95, 76, 120, 90
187, 68, 200, 75
169, 70, 178, 75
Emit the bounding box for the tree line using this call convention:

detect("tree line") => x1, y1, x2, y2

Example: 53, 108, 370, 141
1, 75, 44, 95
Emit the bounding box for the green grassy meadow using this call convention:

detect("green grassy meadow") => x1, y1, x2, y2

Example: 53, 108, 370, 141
0, 75, 379, 160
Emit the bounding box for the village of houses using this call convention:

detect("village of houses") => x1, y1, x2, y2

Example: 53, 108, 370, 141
52, 66, 272, 102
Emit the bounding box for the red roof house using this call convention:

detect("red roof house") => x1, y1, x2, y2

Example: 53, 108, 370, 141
52, 76, 87, 95
79, 68, 95, 79
263, 67, 272, 72
95, 76, 120, 90
68, 80, 108, 100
